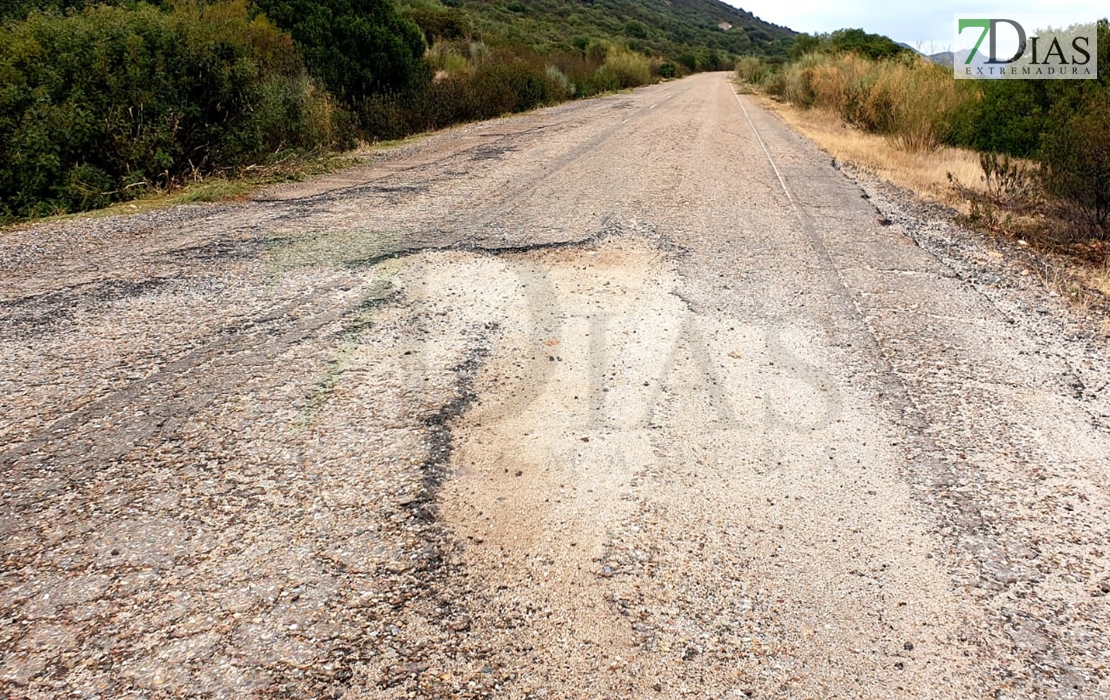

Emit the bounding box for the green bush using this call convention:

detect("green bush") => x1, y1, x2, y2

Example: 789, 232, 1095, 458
585, 40, 608, 63
788, 28, 913, 62
734, 56, 763, 83
357, 47, 574, 137
1040, 88, 1110, 230
253, 0, 429, 102
545, 65, 573, 96
624, 20, 648, 40
947, 81, 1050, 157
949, 20, 1108, 159
549, 50, 608, 96
827, 28, 911, 60
355, 93, 415, 141
787, 33, 821, 61
760, 68, 787, 97
403, 5, 468, 41
355, 42, 655, 142
0, 0, 340, 220
1, 0, 86, 21
597, 48, 653, 89
677, 52, 698, 72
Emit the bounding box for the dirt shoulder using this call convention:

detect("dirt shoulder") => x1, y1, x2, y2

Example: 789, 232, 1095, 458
747, 90, 1110, 303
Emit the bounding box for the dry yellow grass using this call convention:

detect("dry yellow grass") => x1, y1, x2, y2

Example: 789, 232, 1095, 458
1079, 261, 1110, 298
752, 91, 1110, 304
749, 93, 985, 209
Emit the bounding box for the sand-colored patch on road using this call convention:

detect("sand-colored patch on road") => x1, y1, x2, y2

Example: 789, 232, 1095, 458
428, 236, 993, 697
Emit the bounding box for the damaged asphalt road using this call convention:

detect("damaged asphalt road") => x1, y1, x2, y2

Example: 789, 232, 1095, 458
2, 72, 1110, 698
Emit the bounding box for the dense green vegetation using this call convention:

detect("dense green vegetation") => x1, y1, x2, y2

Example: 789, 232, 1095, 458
0, 0, 345, 219
0, 0, 793, 221
358, 44, 656, 139
948, 33, 1109, 160
740, 20, 1110, 236
253, 0, 429, 99
788, 28, 911, 61
433, 0, 793, 69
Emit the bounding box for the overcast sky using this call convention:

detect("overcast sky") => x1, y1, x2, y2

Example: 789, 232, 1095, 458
735, 1, 1108, 54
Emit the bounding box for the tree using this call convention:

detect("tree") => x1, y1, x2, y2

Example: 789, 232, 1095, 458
253, 0, 428, 102
787, 28, 910, 62
404, 5, 467, 42
1040, 89, 1110, 231
788, 33, 820, 60
828, 28, 910, 60
1, 0, 88, 20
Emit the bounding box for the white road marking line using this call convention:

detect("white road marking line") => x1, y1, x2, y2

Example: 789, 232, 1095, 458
731, 89, 798, 213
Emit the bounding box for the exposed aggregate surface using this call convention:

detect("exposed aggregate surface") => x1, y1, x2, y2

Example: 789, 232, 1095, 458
2, 73, 1109, 699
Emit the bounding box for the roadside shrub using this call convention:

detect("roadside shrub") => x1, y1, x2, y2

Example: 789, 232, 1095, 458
784, 52, 883, 126
358, 47, 579, 138
597, 48, 653, 89
734, 56, 764, 83
355, 41, 660, 143
657, 62, 676, 79
978, 151, 1038, 204
427, 39, 472, 76
948, 81, 1049, 157
771, 52, 969, 152
1040, 88, 1110, 231
585, 40, 608, 64
868, 61, 965, 152
807, 53, 871, 120
545, 65, 574, 97
549, 50, 607, 96
695, 49, 729, 72
748, 21, 1110, 246
404, 5, 468, 42
253, 0, 429, 102
778, 53, 822, 106
470, 58, 551, 113
0, 0, 340, 220
355, 93, 414, 141
760, 68, 787, 97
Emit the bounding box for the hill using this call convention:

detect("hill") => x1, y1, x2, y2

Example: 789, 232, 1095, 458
928, 51, 954, 66
3, 0, 795, 63
406, 0, 795, 63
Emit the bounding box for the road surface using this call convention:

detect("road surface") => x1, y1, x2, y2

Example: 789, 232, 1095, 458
2, 72, 1110, 698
